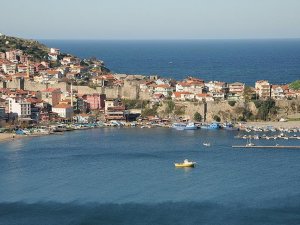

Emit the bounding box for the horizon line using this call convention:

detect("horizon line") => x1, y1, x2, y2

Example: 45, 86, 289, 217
36, 37, 300, 41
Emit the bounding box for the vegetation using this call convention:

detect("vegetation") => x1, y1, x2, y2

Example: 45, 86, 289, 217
289, 80, 300, 90
141, 105, 158, 117
213, 115, 221, 122
174, 105, 185, 116
254, 98, 278, 121
234, 106, 253, 121
228, 101, 236, 107
165, 100, 175, 114
243, 86, 255, 102
122, 99, 149, 110
0, 35, 49, 61
193, 112, 202, 122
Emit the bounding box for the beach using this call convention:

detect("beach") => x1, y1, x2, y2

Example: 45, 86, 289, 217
0, 133, 23, 142
244, 121, 300, 129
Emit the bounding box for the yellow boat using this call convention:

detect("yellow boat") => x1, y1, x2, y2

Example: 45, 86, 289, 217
174, 159, 196, 168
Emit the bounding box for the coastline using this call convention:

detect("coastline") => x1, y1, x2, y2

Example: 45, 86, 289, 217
244, 121, 300, 129
0, 133, 26, 143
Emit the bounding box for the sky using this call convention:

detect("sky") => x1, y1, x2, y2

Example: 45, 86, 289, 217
1, 0, 300, 39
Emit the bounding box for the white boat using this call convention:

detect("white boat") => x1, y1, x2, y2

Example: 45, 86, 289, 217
203, 142, 211, 147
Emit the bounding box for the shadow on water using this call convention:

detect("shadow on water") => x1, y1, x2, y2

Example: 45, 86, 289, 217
1, 200, 300, 225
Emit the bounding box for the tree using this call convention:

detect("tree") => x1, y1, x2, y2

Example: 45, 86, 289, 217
213, 115, 221, 122
165, 100, 175, 114
243, 86, 255, 102
228, 101, 236, 107
289, 80, 300, 90
194, 112, 202, 122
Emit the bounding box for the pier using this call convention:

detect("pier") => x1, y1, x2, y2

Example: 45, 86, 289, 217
232, 145, 300, 149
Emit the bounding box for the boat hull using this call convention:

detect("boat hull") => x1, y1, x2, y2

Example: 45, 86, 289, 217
174, 163, 196, 168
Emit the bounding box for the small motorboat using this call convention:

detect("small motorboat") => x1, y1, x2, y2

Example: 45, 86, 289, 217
203, 142, 211, 147
174, 159, 196, 168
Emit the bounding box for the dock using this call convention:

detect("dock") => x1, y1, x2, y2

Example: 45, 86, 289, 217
232, 145, 300, 149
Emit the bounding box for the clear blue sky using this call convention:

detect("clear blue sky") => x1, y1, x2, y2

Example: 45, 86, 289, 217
1, 0, 300, 39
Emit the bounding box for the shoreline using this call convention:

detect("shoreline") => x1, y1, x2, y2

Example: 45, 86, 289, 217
1, 121, 300, 144
243, 121, 300, 129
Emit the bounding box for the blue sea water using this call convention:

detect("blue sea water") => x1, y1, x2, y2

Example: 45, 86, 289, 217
1, 128, 300, 224
41, 39, 300, 85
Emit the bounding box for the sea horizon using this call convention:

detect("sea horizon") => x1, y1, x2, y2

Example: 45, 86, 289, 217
41, 38, 300, 85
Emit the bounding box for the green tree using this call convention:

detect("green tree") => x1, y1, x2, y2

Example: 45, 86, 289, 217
228, 101, 236, 107
165, 100, 175, 114
289, 80, 300, 90
194, 112, 202, 122
213, 115, 221, 122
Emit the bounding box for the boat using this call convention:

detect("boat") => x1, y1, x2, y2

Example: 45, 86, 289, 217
200, 123, 220, 129
174, 159, 196, 168
184, 122, 197, 130
246, 139, 255, 147
203, 142, 211, 147
172, 122, 197, 130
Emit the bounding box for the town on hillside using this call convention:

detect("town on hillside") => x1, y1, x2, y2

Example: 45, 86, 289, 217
0, 34, 300, 129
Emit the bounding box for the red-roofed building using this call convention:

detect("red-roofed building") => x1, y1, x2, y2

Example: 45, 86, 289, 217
52, 103, 74, 119
41, 88, 61, 107
172, 92, 195, 101
195, 93, 214, 102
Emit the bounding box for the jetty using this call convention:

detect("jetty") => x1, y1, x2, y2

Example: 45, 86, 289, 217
232, 145, 300, 149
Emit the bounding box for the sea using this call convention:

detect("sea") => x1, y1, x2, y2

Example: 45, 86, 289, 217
41, 39, 300, 85
1, 40, 300, 224
1, 128, 300, 225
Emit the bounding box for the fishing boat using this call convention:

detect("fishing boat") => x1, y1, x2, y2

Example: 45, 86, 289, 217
200, 123, 220, 129
184, 122, 197, 130
174, 159, 196, 168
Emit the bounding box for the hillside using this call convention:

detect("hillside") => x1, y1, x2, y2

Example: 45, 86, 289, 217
0, 34, 49, 61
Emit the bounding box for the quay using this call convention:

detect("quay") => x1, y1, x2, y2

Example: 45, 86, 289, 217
232, 145, 300, 149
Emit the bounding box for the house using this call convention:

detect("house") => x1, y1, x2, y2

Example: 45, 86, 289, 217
7, 97, 31, 118
2, 63, 16, 75
91, 74, 116, 86
52, 104, 74, 119
228, 82, 245, 100
271, 85, 285, 99
195, 93, 214, 102
50, 48, 60, 55
229, 82, 245, 95
84, 94, 106, 110
41, 88, 61, 107
104, 99, 126, 120
172, 92, 195, 101
176, 81, 204, 94
151, 93, 165, 103
154, 84, 174, 96
255, 80, 271, 99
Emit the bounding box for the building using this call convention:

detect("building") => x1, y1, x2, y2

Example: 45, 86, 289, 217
7, 98, 31, 118
255, 80, 271, 99
41, 88, 61, 107
85, 94, 106, 110
228, 82, 245, 100
172, 92, 195, 101
271, 85, 285, 99
154, 84, 174, 96
52, 104, 74, 119
104, 99, 126, 120
2, 63, 16, 75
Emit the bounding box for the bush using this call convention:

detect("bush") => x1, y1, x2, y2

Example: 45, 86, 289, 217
165, 100, 175, 114
194, 112, 202, 122
228, 101, 236, 107
213, 115, 221, 122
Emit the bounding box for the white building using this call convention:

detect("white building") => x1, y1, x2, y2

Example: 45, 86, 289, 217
8, 98, 31, 118
52, 104, 74, 119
